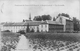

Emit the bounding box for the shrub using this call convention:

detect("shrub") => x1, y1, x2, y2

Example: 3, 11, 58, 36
26, 23, 30, 33
17, 30, 25, 34
37, 29, 39, 32
30, 29, 34, 32
3, 30, 10, 32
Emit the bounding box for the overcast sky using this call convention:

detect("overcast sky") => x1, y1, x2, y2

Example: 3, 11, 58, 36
0, 0, 80, 22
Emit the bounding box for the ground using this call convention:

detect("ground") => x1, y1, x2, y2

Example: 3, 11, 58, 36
1, 32, 80, 51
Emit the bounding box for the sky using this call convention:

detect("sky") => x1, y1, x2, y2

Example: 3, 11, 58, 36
0, 0, 80, 22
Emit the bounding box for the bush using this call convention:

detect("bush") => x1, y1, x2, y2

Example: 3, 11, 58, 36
3, 30, 10, 32
30, 29, 34, 32
37, 29, 39, 32
17, 30, 25, 34
26, 24, 30, 32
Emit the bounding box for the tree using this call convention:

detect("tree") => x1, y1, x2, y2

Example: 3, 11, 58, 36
73, 17, 79, 31
30, 29, 34, 32
17, 30, 25, 34
23, 19, 25, 22
33, 16, 42, 21
26, 23, 30, 32
41, 15, 52, 21
33, 15, 52, 21
57, 13, 70, 19
37, 29, 39, 32
3, 30, 10, 32
61, 13, 70, 17
53, 17, 56, 21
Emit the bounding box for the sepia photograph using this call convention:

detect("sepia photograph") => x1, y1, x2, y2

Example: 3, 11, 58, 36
0, 0, 80, 51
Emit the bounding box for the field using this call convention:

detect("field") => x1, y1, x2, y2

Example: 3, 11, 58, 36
1, 32, 20, 44
26, 32, 80, 42
1, 32, 80, 43
1, 32, 80, 51
1, 32, 20, 51
25, 33, 80, 51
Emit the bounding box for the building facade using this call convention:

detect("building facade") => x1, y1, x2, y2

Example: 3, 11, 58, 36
0, 21, 41, 33
39, 20, 64, 32
56, 16, 74, 32
66, 19, 73, 32
1, 23, 27, 32
1, 16, 74, 33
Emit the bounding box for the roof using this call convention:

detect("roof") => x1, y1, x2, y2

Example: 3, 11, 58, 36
41, 20, 63, 25
66, 19, 73, 22
2, 20, 63, 26
56, 16, 72, 21
24, 22, 41, 26
56, 15, 71, 19
3, 23, 28, 26
3, 21, 43, 26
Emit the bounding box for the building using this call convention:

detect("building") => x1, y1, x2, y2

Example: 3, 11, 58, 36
1, 22, 26, 32
56, 16, 73, 32
0, 21, 42, 33
0, 16, 73, 33
39, 20, 64, 32
1, 20, 64, 33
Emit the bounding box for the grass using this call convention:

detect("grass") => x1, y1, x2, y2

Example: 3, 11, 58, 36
26, 33, 80, 42
1, 32, 20, 37
1, 32, 21, 51
1, 32, 80, 42
1, 32, 80, 51
1, 32, 20, 44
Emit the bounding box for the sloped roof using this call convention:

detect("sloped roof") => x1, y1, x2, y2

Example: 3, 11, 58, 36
24, 22, 41, 26
56, 15, 71, 19
3, 21, 43, 26
2, 20, 63, 26
3, 23, 14, 26
41, 20, 63, 25
24, 21, 43, 26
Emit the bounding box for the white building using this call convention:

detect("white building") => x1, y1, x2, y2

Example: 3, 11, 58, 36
0, 16, 73, 33
0, 21, 42, 33
1, 22, 26, 32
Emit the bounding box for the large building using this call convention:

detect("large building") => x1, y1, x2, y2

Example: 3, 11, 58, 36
0, 21, 42, 32
39, 20, 63, 32
56, 16, 73, 32
0, 16, 74, 33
